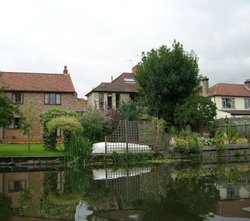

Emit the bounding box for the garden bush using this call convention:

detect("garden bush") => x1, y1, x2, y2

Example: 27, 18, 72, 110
80, 110, 113, 143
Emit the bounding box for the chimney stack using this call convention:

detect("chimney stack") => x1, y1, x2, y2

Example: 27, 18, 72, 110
201, 76, 209, 96
245, 79, 250, 89
63, 66, 69, 75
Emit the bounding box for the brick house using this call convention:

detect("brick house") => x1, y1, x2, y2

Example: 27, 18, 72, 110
0, 66, 86, 142
86, 69, 137, 110
202, 77, 250, 118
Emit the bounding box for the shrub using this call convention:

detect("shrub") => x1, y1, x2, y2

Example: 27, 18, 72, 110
40, 109, 78, 151
175, 136, 202, 155
80, 110, 113, 143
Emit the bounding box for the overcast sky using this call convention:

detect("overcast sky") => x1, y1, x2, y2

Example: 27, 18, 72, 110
0, 0, 250, 98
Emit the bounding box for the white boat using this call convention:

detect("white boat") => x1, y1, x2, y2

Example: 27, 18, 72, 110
93, 167, 152, 180
92, 142, 152, 154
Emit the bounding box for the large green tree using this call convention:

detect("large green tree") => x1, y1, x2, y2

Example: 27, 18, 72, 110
136, 41, 200, 126
174, 95, 217, 133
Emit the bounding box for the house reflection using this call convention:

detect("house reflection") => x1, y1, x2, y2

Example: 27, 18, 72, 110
0, 165, 249, 220
0, 171, 64, 211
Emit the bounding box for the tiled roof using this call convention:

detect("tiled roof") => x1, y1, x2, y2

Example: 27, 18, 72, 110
0, 71, 76, 93
86, 72, 137, 96
208, 83, 250, 97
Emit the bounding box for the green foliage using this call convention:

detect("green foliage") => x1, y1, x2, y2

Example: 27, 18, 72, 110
80, 110, 113, 143
175, 95, 217, 133
174, 130, 215, 155
141, 170, 220, 221
117, 100, 143, 121
175, 136, 202, 155
225, 127, 237, 143
20, 101, 37, 152
0, 91, 19, 127
0, 194, 12, 221
110, 152, 154, 164
63, 168, 92, 196
0, 143, 64, 156
196, 137, 215, 146
20, 188, 34, 216
151, 117, 166, 134
47, 116, 82, 149
40, 108, 78, 151
65, 133, 92, 166
47, 116, 82, 134
136, 41, 200, 126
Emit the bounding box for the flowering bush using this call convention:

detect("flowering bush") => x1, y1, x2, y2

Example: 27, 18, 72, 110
175, 136, 202, 154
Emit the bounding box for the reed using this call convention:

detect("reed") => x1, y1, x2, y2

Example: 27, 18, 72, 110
65, 133, 92, 167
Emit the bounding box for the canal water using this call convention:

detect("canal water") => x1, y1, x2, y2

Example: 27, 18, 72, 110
1, 162, 250, 221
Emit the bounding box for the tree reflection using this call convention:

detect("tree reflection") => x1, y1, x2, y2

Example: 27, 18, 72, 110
0, 194, 12, 221
140, 172, 220, 221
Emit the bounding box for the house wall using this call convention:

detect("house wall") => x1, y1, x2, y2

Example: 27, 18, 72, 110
212, 96, 249, 119
87, 92, 132, 110
0, 172, 62, 210
2, 91, 77, 142
87, 92, 99, 109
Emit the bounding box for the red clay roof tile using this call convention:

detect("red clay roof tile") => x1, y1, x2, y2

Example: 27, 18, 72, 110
0, 72, 76, 93
208, 83, 250, 97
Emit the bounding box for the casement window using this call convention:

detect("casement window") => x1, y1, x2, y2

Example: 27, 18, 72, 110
8, 117, 22, 129
107, 93, 112, 109
244, 98, 250, 109
116, 93, 120, 108
8, 181, 26, 192
12, 92, 24, 104
222, 97, 235, 109
45, 93, 61, 105
99, 93, 104, 109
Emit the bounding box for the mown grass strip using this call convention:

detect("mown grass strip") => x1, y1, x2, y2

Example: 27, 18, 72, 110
0, 143, 64, 156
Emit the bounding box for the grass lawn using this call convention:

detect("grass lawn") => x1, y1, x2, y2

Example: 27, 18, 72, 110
0, 143, 64, 157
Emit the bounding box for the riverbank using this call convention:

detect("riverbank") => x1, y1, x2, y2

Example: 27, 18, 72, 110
0, 143, 249, 167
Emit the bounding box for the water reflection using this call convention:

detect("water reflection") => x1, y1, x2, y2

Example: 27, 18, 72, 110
0, 163, 249, 221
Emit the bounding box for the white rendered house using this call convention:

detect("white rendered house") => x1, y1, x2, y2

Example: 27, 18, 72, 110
202, 77, 250, 119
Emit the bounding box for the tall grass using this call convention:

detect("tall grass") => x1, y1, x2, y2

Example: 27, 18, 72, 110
65, 133, 92, 167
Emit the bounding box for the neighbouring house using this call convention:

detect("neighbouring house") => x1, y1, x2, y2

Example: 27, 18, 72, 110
86, 68, 138, 110
0, 66, 86, 142
202, 76, 250, 119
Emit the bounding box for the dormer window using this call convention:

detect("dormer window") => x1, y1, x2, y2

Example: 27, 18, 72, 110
124, 78, 135, 84
12, 92, 23, 104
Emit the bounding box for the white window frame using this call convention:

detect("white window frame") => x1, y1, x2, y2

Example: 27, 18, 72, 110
244, 98, 250, 109
222, 97, 235, 109
12, 92, 24, 104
